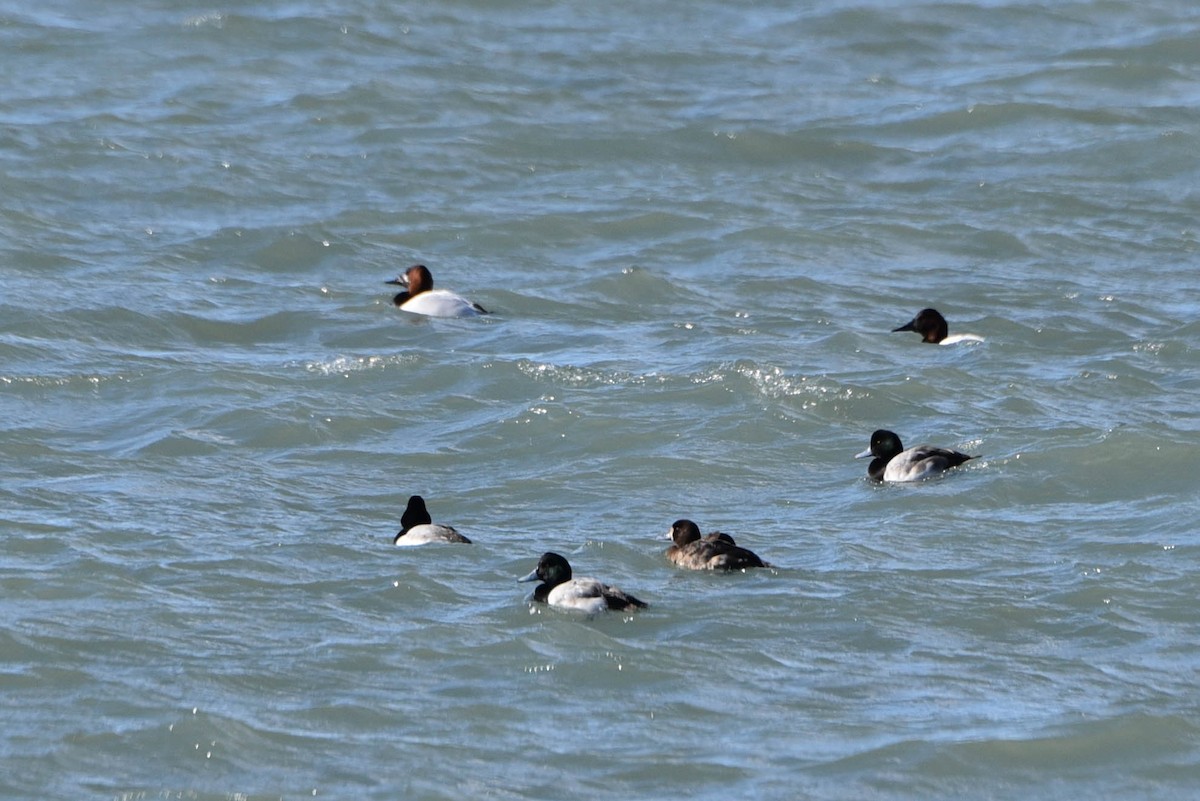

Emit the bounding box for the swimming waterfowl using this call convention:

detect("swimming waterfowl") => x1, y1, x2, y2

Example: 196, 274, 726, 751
855, 429, 977, 483
386, 264, 488, 317
393, 495, 472, 545
518, 552, 647, 613
665, 519, 771, 570
893, 308, 983, 345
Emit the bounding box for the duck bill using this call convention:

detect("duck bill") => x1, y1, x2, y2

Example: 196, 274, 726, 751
892, 320, 916, 332
385, 277, 409, 287
854, 448, 873, 459
517, 568, 540, 583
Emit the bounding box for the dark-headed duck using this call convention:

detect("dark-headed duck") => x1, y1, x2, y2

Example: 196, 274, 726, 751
665, 519, 771, 570
855, 429, 977, 482
518, 552, 646, 613
386, 264, 488, 317
893, 308, 983, 345
393, 495, 472, 545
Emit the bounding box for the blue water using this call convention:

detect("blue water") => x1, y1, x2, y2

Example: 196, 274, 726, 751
2, 1, 1199, 799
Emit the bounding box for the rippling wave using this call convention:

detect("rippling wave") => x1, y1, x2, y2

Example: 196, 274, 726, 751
3, 1, 1199, 799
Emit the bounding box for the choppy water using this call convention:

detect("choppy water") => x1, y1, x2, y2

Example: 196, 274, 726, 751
3, 1, 1200, 799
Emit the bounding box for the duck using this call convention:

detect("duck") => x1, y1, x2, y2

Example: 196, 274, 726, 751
855, 429, 977, 483
386, 264, 488, 317
665, 519, 771, 570
518, 552, 647, 613
893, 308, 983, 345
393, 495, 472, 545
